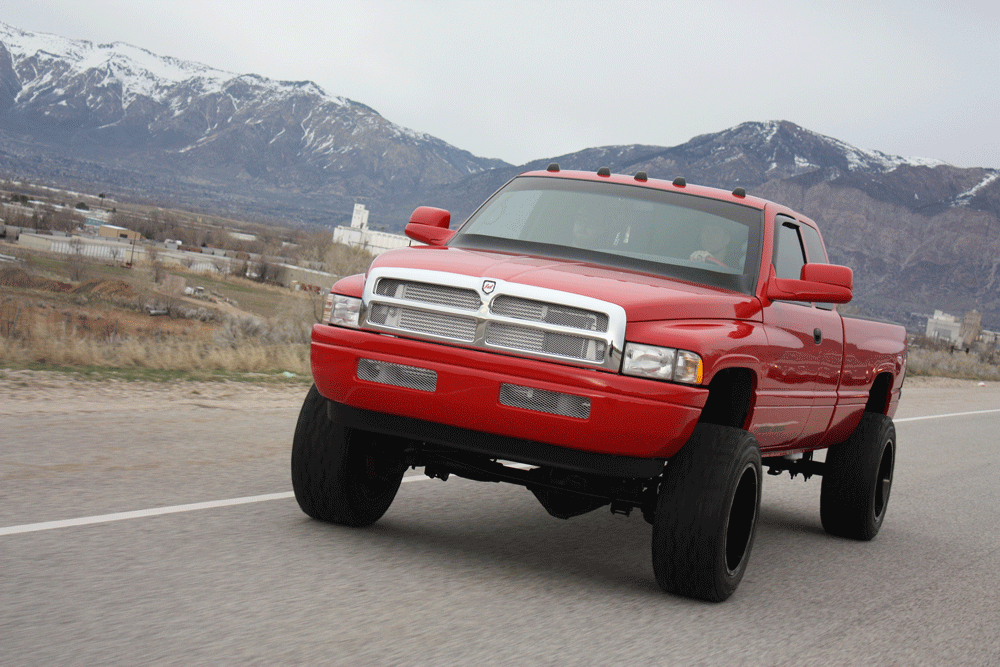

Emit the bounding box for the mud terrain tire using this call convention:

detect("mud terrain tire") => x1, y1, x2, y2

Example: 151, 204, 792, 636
291, 385, 407, 527
651, 424, 762, 602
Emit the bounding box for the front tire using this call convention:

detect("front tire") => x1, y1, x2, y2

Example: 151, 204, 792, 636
651, 424, 762, 602
291, 385, 407, 527
821, 412, 895, 540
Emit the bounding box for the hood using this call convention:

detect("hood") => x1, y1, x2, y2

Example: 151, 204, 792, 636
369, 246, 762, 322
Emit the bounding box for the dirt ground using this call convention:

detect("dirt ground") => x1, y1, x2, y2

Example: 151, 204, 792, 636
0, 369, 308, 417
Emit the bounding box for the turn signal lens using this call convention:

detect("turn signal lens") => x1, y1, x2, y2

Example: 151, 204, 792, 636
674, 350, 704, 385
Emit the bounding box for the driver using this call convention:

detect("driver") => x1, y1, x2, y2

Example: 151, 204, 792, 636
571, 207, 614, 250
689, 221, 733, 268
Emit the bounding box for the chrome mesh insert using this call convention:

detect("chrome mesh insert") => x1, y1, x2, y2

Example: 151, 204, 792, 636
357, 358, 437, 392
499, 383, 591, 419
376, 279, 481, 310
369, 304, 477, 341
491, 295, 609, 332
486, 322, 606, 362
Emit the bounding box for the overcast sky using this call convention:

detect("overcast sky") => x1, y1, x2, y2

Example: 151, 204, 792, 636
5, 0, 999, 169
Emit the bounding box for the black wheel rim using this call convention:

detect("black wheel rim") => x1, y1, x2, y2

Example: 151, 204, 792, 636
725, 464, 758, 574
873, 439, 894, 520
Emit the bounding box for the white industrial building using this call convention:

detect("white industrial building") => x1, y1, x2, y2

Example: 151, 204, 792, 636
925, 310, 962, 343
332, 204, 416, 255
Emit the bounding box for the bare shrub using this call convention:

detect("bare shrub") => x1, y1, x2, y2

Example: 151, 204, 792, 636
326, 243, 374, 277
66, 238, 87, 281
214, 314, 310, 347
146, 245, 166, 282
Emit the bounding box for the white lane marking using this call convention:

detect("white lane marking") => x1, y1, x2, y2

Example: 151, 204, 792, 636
895, 408, 1000, 423
0, 492, 293, 536
0, 475, 435, 537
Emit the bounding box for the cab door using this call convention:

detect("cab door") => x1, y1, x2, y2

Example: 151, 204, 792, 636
796, 222, 845, 448
754, 217, 843, 450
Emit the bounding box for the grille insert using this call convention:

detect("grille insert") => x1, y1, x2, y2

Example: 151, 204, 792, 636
491, 295, 608, 332
499, 383, 591, 419
368, 304, 477, 342
375, 279, 481, 310
486, 322, 606, 362
357, 358, 437, 392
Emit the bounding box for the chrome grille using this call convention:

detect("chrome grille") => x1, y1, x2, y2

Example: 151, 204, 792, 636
362, 268, 626, 370
499, 383, 591, 419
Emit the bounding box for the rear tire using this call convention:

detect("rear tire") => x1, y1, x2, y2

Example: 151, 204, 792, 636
291, 385, 407, 527
821, 412, 895, 540
651, 424, 762, 602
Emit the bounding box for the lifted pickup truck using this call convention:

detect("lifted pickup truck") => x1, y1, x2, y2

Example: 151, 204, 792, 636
293, 166, 907, 601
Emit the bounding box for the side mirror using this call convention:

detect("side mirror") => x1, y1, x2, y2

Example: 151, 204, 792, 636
765, 263, 853, 304
405, 206, 454, 246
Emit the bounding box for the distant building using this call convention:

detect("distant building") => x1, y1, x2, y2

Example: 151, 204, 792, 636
925, 310, 962, 344
97, 224, 141, 242
332, 203, 417, 255
960, 310, 983, 347
926, 309, 987, 346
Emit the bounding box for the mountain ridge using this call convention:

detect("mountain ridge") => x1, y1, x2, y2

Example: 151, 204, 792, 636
2, 22, 1000, 328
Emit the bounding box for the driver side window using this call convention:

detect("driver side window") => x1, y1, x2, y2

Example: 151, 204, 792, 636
774, 220, 806, 280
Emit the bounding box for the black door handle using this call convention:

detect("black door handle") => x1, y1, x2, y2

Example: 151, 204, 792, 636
814, 328, 822, 345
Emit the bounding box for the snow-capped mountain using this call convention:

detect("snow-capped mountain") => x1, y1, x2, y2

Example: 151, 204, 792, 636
430, 119, 997, 220
420, 121, 1000, 327
2, 22, 1000, 326
0, 21, 507, 223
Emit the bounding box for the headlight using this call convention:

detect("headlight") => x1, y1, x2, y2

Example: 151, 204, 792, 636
622, 343, 703, 385
323, 294, 362, 328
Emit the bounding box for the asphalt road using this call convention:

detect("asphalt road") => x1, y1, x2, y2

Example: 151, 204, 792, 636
2, 375, 998, 666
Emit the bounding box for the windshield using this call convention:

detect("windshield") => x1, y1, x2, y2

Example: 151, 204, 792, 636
450, 176, 763, 294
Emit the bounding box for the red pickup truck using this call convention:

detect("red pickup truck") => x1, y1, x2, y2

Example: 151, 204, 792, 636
293, 167, 907, 601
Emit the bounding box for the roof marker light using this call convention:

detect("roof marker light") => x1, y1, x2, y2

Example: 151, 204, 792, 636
597, 167, 611, 176
634, 172, 648, 181
673, 177, 687, 187
547, 163, 560, 172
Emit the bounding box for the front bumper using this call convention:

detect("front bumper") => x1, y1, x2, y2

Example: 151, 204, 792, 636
311, 324, 708, 463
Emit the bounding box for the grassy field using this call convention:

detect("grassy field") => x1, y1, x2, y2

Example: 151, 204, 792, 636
1, 243, 316, 380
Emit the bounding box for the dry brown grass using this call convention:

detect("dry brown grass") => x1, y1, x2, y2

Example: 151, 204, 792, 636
0, 320, 309, 373
1, 296, 309, 375
906, 346, 1000, 381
